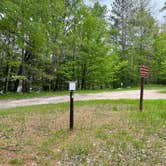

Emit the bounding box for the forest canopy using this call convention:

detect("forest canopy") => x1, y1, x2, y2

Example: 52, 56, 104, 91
0, 0, 166, 93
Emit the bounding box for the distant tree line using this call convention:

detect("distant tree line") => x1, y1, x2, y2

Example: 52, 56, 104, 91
0, 0, 165, 93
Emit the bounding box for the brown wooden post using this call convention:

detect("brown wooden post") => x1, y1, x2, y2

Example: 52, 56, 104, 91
70, 90, 74, 130
69, 81, 76, 130
139, 65, 150, 112
139, 77, 144, 111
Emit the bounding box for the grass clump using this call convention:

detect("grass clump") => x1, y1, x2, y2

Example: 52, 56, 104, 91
9, 159, 23, 165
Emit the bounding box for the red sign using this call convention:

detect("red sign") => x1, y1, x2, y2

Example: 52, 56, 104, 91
140, 65, 150, 78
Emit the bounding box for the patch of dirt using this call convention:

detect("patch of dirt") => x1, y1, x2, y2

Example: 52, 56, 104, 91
0, 90, 165, 109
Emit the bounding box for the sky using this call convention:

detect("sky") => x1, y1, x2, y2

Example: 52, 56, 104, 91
150, 0, 166, 23
86, 0, 166, 23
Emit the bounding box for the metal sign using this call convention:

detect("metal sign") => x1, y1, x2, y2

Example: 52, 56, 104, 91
139, 65, 150, 111
69, 81, 76, 91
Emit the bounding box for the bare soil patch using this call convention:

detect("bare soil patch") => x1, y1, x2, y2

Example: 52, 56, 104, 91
0, 90, 166, 109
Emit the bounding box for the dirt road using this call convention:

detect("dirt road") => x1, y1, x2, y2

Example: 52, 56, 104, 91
0, 90, 165, 109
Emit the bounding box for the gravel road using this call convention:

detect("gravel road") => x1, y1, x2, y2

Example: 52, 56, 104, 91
0, 90, 166, 109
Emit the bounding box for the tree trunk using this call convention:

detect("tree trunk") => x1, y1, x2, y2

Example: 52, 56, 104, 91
121, 0, 126, 59
4, 65, 11, 93
21, 49, 29, 93
14, 64, 23, 92
81, 64, 86, 90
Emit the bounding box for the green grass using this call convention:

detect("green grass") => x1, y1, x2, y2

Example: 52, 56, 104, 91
160, 90, 166, 94
0, 91, 68, 100
0, 84, 165, 100
0, 99, 165, 165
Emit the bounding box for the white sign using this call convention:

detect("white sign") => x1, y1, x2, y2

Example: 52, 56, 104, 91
69, 81, 76, 91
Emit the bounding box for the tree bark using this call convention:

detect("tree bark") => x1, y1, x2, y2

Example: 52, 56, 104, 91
21, 49, 29, 93
4, 65, 11, 93
81, 64, 86, 90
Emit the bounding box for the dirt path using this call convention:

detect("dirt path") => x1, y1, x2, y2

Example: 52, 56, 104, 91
0, 90, 165, 109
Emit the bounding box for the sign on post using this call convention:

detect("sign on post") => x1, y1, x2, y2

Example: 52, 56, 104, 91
69, 81, 76, 130
69, 81, 76, 91
139, 65, 150, 111
140, 65, 150, 78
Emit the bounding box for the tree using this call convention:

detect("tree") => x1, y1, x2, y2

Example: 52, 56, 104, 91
153, 28, 166, 83
110, 0, 159, 86
161, 2, 166, 12
0, 0, 50, 92
110, 0, 134, 59
0, 0, 164, 93
0, 0, 21, 92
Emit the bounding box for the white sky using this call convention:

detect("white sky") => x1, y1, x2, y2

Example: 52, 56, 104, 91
86, 0, 166, 23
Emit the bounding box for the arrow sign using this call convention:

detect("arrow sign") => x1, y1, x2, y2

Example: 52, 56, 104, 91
139, 65, 150, 111
140, 65, 150, 78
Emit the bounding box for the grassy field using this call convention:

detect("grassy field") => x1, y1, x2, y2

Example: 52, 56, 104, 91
0, 84, 165, 101
0, 100, 165, 165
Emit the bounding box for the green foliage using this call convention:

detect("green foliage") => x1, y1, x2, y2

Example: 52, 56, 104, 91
153, 31, 166, 83
0, 0, 165, 92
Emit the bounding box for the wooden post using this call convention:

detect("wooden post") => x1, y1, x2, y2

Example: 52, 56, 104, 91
139, 65, 150, 112
139, 77, 144, 111
69, 81, 76, 130
70, 90, 74, 130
